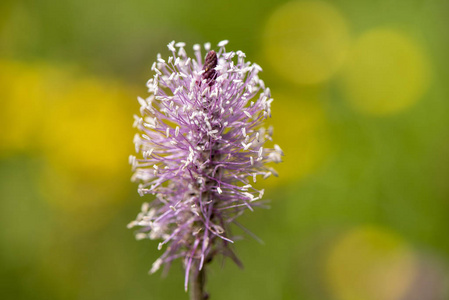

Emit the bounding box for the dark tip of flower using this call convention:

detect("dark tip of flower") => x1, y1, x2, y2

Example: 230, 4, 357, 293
202, 50, 218, 86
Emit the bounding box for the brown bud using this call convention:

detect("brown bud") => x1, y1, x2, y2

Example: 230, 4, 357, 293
202, 50, 218, 86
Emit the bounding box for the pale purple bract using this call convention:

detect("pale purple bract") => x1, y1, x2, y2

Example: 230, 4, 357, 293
128, 40, 282, 290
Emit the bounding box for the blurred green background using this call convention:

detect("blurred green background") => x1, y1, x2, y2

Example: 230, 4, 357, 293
1, 0, 448, 299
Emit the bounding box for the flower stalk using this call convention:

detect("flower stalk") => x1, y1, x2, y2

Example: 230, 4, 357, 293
189, 262, 207, 300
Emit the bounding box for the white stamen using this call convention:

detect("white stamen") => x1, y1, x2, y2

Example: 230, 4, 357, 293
127, 221, 137, 229
141, 202, 150, 213
174, 86, 183, 95
137, 96, 146, 107
167, 41, 175, 52
243, 192, 254, 201
274, 144, 284, 155
150, 258, 163, 274
129, 155, 136, 166
201, 86, 210, 96
218, 40, 229, 47
253, 63, 263, 72
236, 50, 246, 58
136, 233, 147, 240
241, 142, 252, 150
224, 52, 235, 59
144, 148, 154, 159
212, 224, 224, 234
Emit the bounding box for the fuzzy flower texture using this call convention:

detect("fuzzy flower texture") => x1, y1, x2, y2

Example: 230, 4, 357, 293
128, 40, 283, 290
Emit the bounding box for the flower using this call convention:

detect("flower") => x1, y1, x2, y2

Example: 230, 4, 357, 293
128, 40, 283, 290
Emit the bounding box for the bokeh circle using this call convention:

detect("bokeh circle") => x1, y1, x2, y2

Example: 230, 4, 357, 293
340, 29, 431, 115
326, 226, 417, 300
264, 1, 350, 85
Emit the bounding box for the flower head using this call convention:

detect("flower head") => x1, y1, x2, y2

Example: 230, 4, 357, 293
128, 40, 283, 290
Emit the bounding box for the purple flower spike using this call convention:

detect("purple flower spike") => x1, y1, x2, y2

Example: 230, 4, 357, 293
128, 40, 283, 292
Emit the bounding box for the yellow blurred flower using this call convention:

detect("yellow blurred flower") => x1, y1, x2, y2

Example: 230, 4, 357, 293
264, 1, 350, 85
265, 91, 329, 186
0, 59, 138, 231
38, 73, 136, 227
340, 28, 431, 115
0, 60, 48, 155
326, 226, 417, 300
41, 77, 134, 180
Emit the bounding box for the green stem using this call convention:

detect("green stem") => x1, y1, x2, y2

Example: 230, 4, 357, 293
189, 264, 208, 300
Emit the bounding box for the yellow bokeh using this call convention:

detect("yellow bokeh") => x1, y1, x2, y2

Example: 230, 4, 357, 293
340, 29, 431, 115
41, 77, 134, 179
266, 91, 329, 185
326, 226, 417, 300
264, 1, 350, 85
0, 60, 136, 228
39, 75, 136, 216
0, 61, 48, 155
